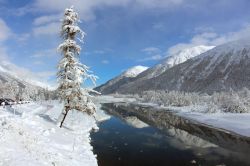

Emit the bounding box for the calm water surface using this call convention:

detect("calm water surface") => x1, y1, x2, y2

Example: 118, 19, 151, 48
91, 109, 250, 166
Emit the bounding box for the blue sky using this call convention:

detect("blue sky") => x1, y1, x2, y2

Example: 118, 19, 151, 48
0, 0, 250, 87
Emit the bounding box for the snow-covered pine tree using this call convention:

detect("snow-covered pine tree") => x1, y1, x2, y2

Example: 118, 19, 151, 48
57, 6, 98, 128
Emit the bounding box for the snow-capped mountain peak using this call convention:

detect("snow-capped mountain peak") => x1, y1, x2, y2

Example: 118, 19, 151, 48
133, 45, 215, 80
192, 38, 250, 80
94, 65, 148, 94
122, 65, 149, 78
165, 45, 215, 68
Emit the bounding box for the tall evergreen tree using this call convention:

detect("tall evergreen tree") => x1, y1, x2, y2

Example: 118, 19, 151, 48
57, 6, 98, 128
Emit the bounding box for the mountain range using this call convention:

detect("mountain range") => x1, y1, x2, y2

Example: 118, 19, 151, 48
96, 38, 250, 94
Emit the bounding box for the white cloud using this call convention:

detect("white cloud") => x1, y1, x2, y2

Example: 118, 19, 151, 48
139, 54, 163, 62
33, 22, 60, 36
139, 47, 163, 61
0, 59, 55, 88
31, 49, 57, 58
33, 60, 44, 65
32, 13, 61, 37
152, 22, 165, 30
134, 0, 184, 9
0, 18, 55, 88
94, 50, 106, 54
167, 24, 250, 55
139, 25, 250, 62
0, 18, 11, 42
31, 0, 186, 21
15, 33, 31, 42
36, 71, 55, 78
0, 46, 9, 61
93, 48, 114, 55
141, 47, 161, 54
0, 18, 30, 43
33, 14, 61, 26
101, 60, 109, 64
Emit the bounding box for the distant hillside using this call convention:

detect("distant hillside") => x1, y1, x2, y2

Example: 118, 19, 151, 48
0, 63, 55, 100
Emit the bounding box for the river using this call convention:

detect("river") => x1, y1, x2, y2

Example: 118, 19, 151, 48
91, 103, 250, 166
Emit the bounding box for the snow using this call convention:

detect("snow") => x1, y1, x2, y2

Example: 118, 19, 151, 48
138, 45, 215, 79
94, 66, 149, 94
165, 45, 215, 68
57, 6, 98, 119
122, 65, 149, 78
164, 105, 250, 137
0, 61, 54, 89
193, 38, 250, 78
0, 101, 99, 166
95, 95, 137, 103
137, 100, 250, 137
206, 38, 250, 55
0, 95, 138, 166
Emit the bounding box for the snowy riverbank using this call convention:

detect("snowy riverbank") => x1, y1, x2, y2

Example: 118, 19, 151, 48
98, 95, 250, 138
100, 94, 250, 137
138, 102, 250, 137
174, 107, 250, 137
0, 101, 98, 166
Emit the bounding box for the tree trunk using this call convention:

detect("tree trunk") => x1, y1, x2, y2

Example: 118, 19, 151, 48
59, 107, 69, 128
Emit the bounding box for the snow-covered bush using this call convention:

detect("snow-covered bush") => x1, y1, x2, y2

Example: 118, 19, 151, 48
138, 89, 250, 113
210, 91, 249, 113
140, 90, 200, 107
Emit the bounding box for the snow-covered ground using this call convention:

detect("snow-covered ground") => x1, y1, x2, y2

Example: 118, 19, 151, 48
161, 105, 250, 137
0, 95, 136, 166
136, 101, 250, 137
0, 101, 99, 166
3, 94, 248, 165
177, 109, 250, 137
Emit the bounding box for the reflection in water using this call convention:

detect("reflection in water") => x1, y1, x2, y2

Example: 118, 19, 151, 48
91, 103, 250, 166
124, 116, 149, 128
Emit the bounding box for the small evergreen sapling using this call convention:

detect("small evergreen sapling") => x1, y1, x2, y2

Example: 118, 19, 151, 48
57, 6, 98, 128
